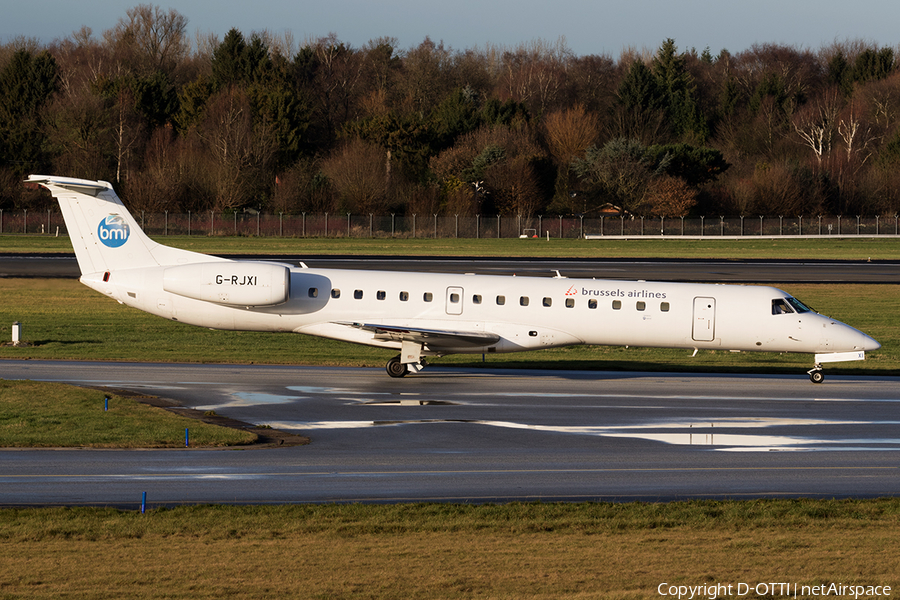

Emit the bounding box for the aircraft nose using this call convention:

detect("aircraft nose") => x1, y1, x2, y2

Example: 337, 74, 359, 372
861, 334, 881, 352
840, 323, 880, 352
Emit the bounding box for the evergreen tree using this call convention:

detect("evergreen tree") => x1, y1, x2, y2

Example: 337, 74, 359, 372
0, 49, 58, 174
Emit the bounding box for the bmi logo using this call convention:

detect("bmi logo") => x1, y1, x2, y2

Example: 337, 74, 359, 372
97, 215, 130, 248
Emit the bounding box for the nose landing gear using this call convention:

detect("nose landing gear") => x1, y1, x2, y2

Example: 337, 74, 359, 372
807, 364, 824, 384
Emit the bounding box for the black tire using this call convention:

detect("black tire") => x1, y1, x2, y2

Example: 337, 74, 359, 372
386, 356, 408, 378
809, 370, 824, 384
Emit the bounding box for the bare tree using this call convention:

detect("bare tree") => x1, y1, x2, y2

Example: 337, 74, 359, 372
104, 4, 189, 77
544, 104, 599, 204
197, 87, 276, 211
792, 89, 842, 164
320, 138, 389, 214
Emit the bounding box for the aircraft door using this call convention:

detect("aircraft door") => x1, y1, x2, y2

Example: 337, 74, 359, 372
692, 297, 716, 342
446, 286, 464, 315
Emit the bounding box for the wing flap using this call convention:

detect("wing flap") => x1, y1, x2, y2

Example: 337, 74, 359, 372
339, 322, 500, 347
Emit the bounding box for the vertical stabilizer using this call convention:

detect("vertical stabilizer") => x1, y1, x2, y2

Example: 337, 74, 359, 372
27, 175, 217, 275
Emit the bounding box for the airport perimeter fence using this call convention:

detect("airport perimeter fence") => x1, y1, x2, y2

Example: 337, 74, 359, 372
4, 209, 900, 239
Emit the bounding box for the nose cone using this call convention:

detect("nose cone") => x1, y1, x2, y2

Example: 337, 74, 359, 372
834, 321, 881, 352
861, 333, 881, 352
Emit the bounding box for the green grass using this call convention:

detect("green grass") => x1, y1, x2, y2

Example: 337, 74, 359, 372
0, 380, 256, 447
4, 233, 900, 259
1, 500, 898, 599
1, 279, 897, 375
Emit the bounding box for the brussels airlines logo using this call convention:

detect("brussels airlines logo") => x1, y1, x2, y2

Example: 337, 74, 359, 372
97, 215, 130, 248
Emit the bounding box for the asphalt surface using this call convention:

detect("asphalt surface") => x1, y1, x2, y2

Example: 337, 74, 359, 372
2, 253, 900, 283
1, 361, 898, 506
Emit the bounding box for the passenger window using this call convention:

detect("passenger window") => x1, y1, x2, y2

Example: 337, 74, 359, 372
636, 301, 646, 311
331, 289, 341, 299
565, 298, 574, 308
660, 302, 670, 312
377, 290, 386, 300
542, 297, 552, 307
450, 293, 460, 303
772, 299, 793, 315
424, 292, 433, 302
589, 299, 598, 309
520, 296, 529, 306
399, 291, 409, 301
308, 288, 318, 298
473, 295, 482, 304
612, 300, 621, 310
354, 290, 363, 300
497, 295, 506, 305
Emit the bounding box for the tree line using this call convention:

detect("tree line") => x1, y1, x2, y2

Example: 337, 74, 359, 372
2, 4, 900, 219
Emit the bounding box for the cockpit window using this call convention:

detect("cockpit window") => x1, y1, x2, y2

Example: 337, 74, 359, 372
785, 297, 813, 313
771, 299, 794, 315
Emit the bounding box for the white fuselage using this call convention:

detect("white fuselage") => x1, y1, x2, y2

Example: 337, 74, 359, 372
81, 265, 877, 358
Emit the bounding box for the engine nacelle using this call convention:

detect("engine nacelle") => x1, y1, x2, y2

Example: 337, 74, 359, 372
163, 262, 290, 307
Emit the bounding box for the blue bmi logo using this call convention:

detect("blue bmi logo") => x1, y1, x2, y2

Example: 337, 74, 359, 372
97, 215, 130, 248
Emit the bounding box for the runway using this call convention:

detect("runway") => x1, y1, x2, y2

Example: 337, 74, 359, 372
2, 361, 898, 506
3, 253, 900, 283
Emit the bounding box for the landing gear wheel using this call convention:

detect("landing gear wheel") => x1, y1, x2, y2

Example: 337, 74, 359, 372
808, 368, 824, 384
386, 356, 408, 378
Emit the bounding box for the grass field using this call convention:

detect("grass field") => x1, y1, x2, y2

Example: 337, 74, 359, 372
1, 500, 898, 599
0, 380, 256, 447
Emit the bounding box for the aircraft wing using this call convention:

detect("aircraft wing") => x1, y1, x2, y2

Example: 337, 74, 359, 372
339, 322, 500, 348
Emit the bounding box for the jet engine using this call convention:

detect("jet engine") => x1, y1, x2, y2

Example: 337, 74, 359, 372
163, 262, 290, 307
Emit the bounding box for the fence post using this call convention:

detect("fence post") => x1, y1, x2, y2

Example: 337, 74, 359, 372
23, 209, 27, 234
347, 213, 351, 238
165, 210, 168, 236
759, 215, 763, 236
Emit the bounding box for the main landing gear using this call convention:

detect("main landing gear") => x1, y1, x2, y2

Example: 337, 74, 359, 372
807, 364, 825, 384
386, 355, 408, 378
385, 355, 426, 378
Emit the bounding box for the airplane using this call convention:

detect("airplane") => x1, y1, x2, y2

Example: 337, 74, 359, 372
28, 174, 880, 383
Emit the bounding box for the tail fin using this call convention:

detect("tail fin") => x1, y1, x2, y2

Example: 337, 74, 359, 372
27, 175, 213, 275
